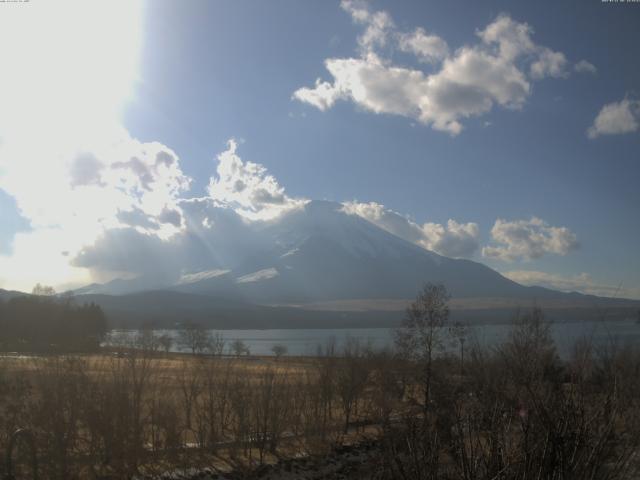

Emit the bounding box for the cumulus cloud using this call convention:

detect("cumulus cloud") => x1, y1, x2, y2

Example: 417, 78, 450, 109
158, 207, 183, 228
68, 139, 306, 284
397, 28, 449, 64
342, 201, 480, 258
294, 5, 572, 135
529, 47, 568, 79
502, 270, 639, 299
588, 98, 640, 138
207, 139, 306, 220
293, 78, 344, 111
574, 60, 597, 75
1, 124, 311, 289
73, 195, 279, 286
0, 1, 185, 251
422, 221, 481, 259
0, 1, 163, 290
0, 95, 198, 286
2, 116, 586, 291
73, 228, 179, 280
116, 207, 159, 231
482, 217, 579, 262
1, 124, 191, 240
340, 0, 395, 58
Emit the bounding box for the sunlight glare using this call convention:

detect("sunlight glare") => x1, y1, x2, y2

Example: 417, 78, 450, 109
0, 0, 144, 290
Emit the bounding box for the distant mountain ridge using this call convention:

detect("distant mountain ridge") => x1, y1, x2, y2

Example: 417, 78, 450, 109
8, 200, 634, 328
71, 201, 623, 304
0, 288, 28, 302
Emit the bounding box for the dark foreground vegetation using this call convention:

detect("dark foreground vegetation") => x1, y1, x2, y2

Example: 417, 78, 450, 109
1, 284, 640, 479
0, 291, 107, 352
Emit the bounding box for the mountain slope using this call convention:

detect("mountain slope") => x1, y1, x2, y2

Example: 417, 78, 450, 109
0, 288, 28, 301
72, 201, 634, 311
173, 201, 561, 303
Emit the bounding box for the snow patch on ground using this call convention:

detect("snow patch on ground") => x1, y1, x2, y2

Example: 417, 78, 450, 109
236, 268, 279, 284
177, 269, 230, 285
280, 248, 299, 258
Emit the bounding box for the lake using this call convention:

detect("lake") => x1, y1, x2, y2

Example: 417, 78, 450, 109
108, 318, 640, 358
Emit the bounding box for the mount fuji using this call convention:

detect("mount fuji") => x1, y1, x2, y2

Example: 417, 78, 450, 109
70, 201, 639, 327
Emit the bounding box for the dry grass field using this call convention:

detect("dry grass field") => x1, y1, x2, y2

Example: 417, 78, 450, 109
3, 307, 640, 479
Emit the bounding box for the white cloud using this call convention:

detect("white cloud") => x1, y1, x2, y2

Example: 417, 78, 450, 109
294, 8, 572, 134
530, 47, 568, 79
574, 60, 597, 74
422, 220, 481, 259
72, 197, 271, 286
502, 270, 640, 300
0, 1, 149, 242
342, 201, 480, 258
477, 14, 535, 60
0, 125, 191, 240
398, 28, 449, 64
588, 98, 640, 139
0, 0, 197, 291
0, 129, 192, 291
293, 78, 345, 111
341, 0, 395, 58
480, 17, 566, 80
207, 140, 306, 220
116, 207, 160, 231
2, 130, 307, 289
483, 217, 579, 262
73, 136, 313, 285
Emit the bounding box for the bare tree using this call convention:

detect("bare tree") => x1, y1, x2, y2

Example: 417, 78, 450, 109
367, 348, 404, 430
500, 306, 557, 387
135, 327, 160, 353
207, 331, 226, 356
177, 359, 202, 433
230, 338, 249, 357
312, 339, 338, 446
195, 359, 233, 451
31, 283, 56, 296
157, 334, 173, 354
395, 283, 450, 411
336, 337, 369, 432
271, 343, 288, 360
252, 368, 291, 462
178, 322, 211, 355
448, 321, 468, 376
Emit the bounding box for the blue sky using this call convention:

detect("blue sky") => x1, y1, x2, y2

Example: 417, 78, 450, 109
1, 0, 639, 297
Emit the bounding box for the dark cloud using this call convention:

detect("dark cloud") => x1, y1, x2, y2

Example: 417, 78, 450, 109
116, 207, 159, 230
69, 153, 105, 187
251, 188, 286, 205
72, 228, 179, 281
112, 157, 154, 190
158, 207, 182, 227
155, 151, 175, 167
72, 199, 269, 282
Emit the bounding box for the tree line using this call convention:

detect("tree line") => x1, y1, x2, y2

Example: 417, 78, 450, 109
0, 288, 107, 352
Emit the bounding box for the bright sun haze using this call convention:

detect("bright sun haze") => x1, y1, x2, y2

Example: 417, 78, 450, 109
0, 1, 143, 291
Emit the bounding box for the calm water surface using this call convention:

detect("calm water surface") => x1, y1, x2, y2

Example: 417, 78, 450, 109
108, 319, 640, 358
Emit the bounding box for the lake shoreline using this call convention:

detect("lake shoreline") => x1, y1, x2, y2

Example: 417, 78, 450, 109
104, 318, 640, 359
